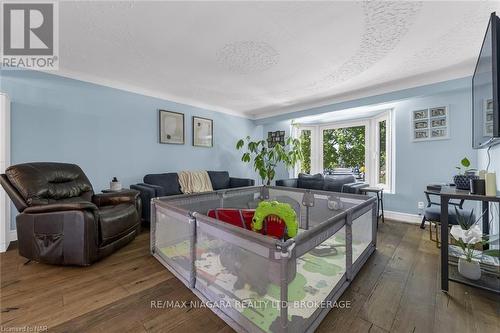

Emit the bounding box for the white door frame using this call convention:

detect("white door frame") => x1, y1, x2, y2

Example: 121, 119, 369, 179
0, 92, 11, 252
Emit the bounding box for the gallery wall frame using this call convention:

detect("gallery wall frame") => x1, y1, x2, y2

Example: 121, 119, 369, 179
159, 110, 185, 145
192, 116, 213, 148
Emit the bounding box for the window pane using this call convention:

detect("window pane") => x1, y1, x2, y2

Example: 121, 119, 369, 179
323, 126, 365, 171
300, 130, 311, 174
379, 120, 387, 184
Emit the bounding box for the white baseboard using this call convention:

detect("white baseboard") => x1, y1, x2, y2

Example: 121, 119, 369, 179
9, 229, 17, 242
384, 210, 422, 224
0, 230, 17, 253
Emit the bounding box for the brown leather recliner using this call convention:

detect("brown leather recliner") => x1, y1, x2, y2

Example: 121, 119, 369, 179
0, 162, 141, 266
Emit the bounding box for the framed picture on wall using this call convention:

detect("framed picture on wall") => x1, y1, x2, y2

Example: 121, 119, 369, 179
159, 110, 185, 144
193, 116, 213, 147
412, 106, 449, 142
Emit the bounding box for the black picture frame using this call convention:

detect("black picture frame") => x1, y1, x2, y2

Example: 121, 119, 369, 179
159, 110, 185, 144
192, 116, 213, 148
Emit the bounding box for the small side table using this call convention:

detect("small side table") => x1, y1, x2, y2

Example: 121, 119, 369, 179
102, 188, 133, 194
360, 187, 385, 225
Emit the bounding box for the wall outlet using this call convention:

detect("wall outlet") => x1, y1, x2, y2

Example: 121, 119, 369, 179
417, 201, 425, 215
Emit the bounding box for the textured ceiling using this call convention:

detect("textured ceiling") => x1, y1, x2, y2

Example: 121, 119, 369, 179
54, 1, 500, 119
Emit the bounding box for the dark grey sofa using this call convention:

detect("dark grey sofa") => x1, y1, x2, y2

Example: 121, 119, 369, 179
131, 171, 254, 224
276, 173, 368, 194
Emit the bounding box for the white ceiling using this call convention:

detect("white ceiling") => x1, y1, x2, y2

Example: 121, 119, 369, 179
55, 1, 500, 119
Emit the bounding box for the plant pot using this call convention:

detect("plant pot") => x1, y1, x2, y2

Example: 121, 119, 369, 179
458, 258, 481, 280
453, 174, 479, 190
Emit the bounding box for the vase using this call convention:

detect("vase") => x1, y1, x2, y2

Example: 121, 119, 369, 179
458, 258, 481, 280
453, 174, 478, 190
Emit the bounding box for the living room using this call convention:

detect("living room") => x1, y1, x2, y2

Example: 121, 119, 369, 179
0, 1, 499, 333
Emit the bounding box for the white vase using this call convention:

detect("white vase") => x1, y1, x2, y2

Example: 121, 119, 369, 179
458, 258, 481, 280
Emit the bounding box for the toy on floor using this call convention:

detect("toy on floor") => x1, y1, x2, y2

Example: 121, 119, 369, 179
207, 200, 298, 240
252, 201, 299, 239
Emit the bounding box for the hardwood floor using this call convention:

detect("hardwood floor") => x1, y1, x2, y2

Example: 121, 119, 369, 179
1, 221, 498, 333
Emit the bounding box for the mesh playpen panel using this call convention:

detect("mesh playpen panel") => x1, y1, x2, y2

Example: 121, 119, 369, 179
152, 186, 377, 333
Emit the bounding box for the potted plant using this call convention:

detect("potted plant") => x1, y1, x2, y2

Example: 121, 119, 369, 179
450, 208, 499, 280
453, 157, 478, 190
236, 135, 303, 186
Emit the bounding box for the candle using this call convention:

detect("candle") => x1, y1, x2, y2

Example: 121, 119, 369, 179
485, 172, 497, 196
479, 170, 487, 180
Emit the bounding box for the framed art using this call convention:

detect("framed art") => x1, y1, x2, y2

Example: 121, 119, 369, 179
159, 110, 184, 144
412, 106, 449, 142
193, 116, 213, 147
267, 130, 285, 148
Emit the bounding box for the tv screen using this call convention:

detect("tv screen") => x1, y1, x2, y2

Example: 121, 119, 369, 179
473, 13, 500, 149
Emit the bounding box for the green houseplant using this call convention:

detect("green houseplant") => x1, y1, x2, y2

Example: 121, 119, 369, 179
453, 157, 478, 190
236, 135, 303, 186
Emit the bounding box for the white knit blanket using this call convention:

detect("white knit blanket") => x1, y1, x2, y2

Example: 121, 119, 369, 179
177, 171, 213, 194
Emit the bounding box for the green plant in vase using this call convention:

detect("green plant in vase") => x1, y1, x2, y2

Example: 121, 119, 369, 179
236, 135, 303, 186
453, 157, 478, 190
450, 207, 499, 280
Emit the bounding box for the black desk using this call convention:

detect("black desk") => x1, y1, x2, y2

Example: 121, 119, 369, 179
426, 186, 499, 293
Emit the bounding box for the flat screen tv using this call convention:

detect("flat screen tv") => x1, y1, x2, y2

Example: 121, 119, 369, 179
472, 12, 500, 149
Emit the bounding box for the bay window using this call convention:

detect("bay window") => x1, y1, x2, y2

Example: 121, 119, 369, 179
293, 109, 393, 191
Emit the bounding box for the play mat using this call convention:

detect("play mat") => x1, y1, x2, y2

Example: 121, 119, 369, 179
161, 230, 369, 332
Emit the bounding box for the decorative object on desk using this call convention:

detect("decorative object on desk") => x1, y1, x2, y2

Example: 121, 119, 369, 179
485, 171, 497, 196
412, 106, 449, 141
192, 116, 213, 147
450, 208, 499, 280
470, 179, 486, 195
236, 135, 303, 185
110, 177, 122, 191
453, 157, 478, 190
478, 169, 487, 179
267, 130, 285, 148
159, 110, 184, 144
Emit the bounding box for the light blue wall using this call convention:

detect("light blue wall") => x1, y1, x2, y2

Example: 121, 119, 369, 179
0, 69, 482, 225
1, 69, 261, 229
260, 78, 477, 215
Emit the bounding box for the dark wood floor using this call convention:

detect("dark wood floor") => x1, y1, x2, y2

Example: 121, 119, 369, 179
1, 220, 498, 333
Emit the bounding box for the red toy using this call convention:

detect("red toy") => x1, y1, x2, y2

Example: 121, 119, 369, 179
207, 208, 286, 239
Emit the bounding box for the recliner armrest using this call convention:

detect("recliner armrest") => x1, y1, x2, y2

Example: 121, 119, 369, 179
130, 183, 164, 223
23, 201, 98, 214
92, 190, 140, 207
229, 177, 255, 188
275, 178, 298, 188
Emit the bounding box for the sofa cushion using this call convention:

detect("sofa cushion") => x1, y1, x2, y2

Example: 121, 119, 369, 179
297, 173, 324, 190
323, 175, 356, 192
143, 173, 182, 196
207, 171, 230, 190
99, 203, 138, 246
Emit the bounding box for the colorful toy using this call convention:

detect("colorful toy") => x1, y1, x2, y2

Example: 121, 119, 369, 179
252, 201, 299, 239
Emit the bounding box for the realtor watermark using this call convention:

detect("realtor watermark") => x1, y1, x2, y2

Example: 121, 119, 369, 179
1, 1, 59, 70
151, 299, 351, 310
0, 326, 48, 332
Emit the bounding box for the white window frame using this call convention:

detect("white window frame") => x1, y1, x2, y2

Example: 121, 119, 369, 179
291, 125, 320, 177
293, 109, 394, 192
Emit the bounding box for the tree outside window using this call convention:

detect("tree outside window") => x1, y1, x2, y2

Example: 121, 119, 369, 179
323, 126, 365, 170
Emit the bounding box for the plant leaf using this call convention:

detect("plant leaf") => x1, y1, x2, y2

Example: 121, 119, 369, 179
483, 249, 500, 257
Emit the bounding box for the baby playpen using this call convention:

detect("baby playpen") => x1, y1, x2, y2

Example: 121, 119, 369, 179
151, 186, 377, 333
